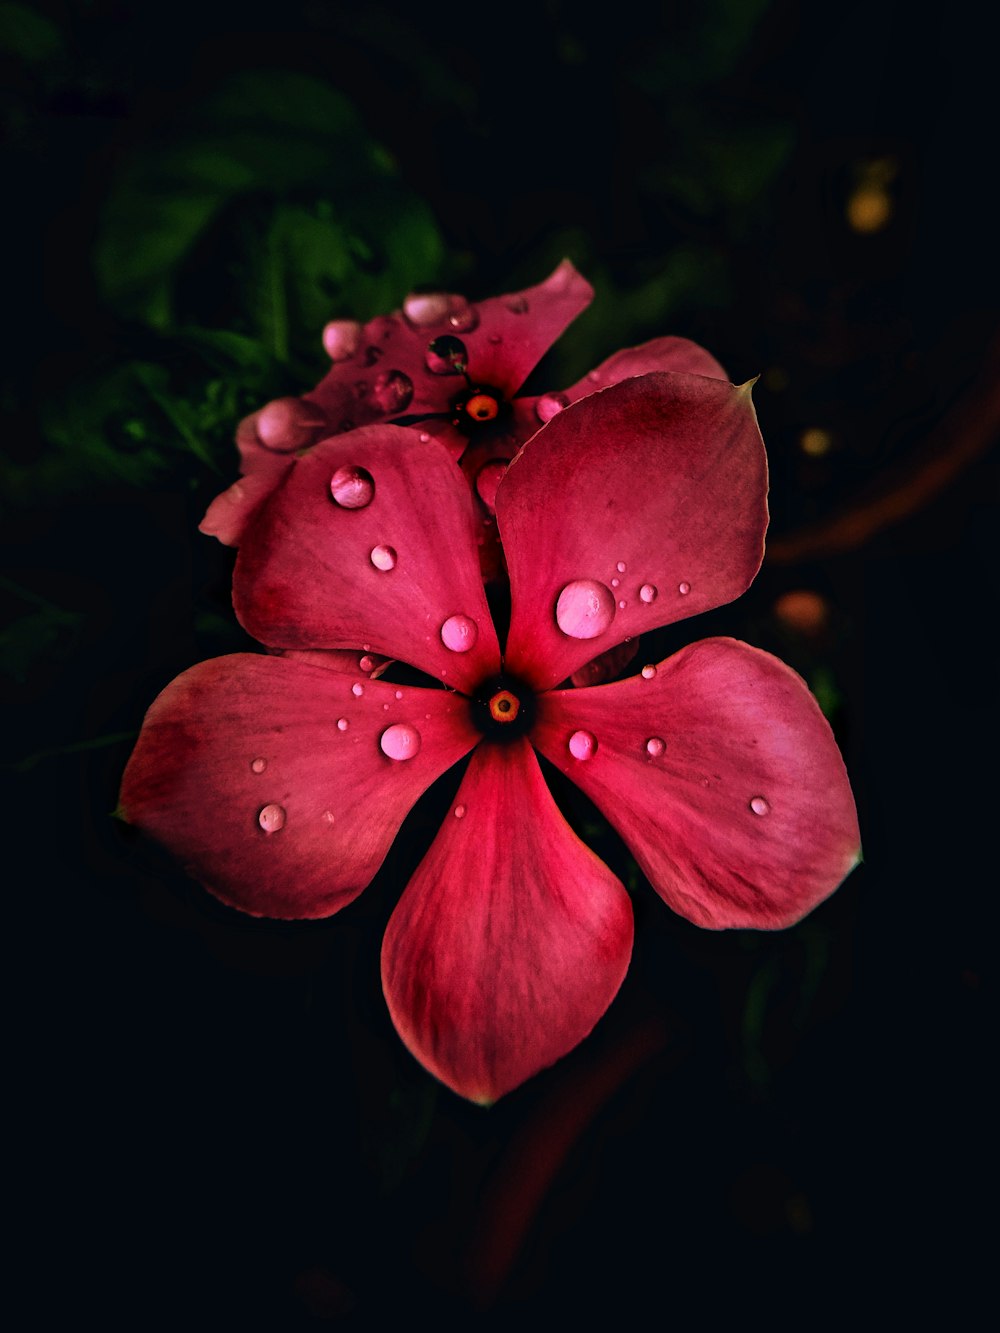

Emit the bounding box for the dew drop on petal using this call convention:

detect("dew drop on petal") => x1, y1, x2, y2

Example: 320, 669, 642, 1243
337, 717, 349, 731
641, 664, 657, 680
487, 333, 502, 345
351, 682, 364, 697
611, 577, 620, 588
504, 295, 528, 314
678, 581, 691, 596
447, 296, 480, 332
618, 599, 627, 610
425, 335, 468, 375
322, 319, 362, 361
441, 614, 479, 653
322, 810, 335, 825
394, 689, 403, 700
402, 292, 451, 327
370, 544, 397, 571
258, 803, 286, 833
371, 369, 414, 414
475, 459, 507, 512
555, 580, 616, 640
750, 796, 771, 816
454, 804, 467, 819
383, 702, 390, 710
616, 561, 626, 574
535, 391, 569, 423
250, 757, 267, 774
568, 730, 597, 761
359, 655, 375, 672
380, 723, 422, 761
639, 583, 658, 604
330, 465, 375, 509
645, 737, 666, 757
256, 397, 316, 452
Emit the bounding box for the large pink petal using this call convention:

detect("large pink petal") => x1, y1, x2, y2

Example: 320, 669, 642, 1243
532, 638, 861, 929
119, 654, 478, 919
381, 738, 634, 1103
304, 260, 593, 423
234, 426, 501, 693
498, 373, 768, 691
563, 336, 728, 404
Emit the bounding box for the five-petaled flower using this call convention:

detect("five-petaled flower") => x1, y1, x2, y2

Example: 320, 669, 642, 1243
120, 270, 860, 1102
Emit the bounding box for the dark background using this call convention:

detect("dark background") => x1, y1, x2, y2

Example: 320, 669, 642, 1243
6, 0, 993, 1324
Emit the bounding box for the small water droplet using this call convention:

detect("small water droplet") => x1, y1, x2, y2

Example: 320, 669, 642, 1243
359, 655, 375, 672
258, 803, 286, 833
425, 334, 468, 375
475, 459, 507, 512
330, 465, 375, 509
504, 294, 528, 314
250, 757, 266, 774
337, 717, 349, 731
394, 689, 404, 700
322, 319, 362, 361
351, 682, 364, 697
371, 369, 414, 414
402, 291, 451, 327
678, 581, 691, 596
322, 809, 335, 824
618, 599, 627, 610
535, 391, 569, 423
382, 702, 390, 710
587, 369, 601, 383
454, 803, 467, 819
610, 577, 620, 588
616, 561, 626, 574
639, 583, 658, 604
441, 614, 478, 653
487, 333, 502, 345
645, 737, 666, 757
380, 723, 422, 761
555, 580, 616, 639
749, 796, 771, 816
370, 544, 397, 571
363, 644, 371, 652
568, 730, 598, 761
447, 296, 480, 332
641, 664, 657, 680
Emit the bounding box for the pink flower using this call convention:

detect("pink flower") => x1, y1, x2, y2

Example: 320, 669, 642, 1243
120, 368, 860, 1103
199, 260, 726, 557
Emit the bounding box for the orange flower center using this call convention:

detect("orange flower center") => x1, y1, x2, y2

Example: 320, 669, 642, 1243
465, 392, 500, 422
488, 689, 520, 724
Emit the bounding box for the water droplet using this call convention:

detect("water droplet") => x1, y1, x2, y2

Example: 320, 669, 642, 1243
371, 369, 414, 414
749, 796, 771, 816
322, 810, 335, 824
359, 655, 375, 672
555, 580, 616, 639
337, 717, 349, 731
370, 544, 397, 571
322, 319, 362, 361
587, 369, 601, 383
250, 757, 267, 774
394, 689, 403, 700
382, 702, 390, 710
616, 561, 626, 574
568, 730, 597, 761
330, 465, 375, 509
441, 614, 478, 653
639, 583, 658, 604
678, 581, 691, 596
618, 599, 627, 610
256, 397, 319, 452
454, 803, 467, 819
504, 294, 528, 314
645, 736, 666, 757
351, 682, 364, 697
535, 391, 569, 423
258, 803, 286, 834
475, 459, 507, 512
447, 296, 480, 332
363, 644, 371, 652
402, 291, 451, 327
487, 333, 502, 345
380, 723, 422, 761
611, 577, 620, 588
641, 664, 657, 680
425, 335, 467, 375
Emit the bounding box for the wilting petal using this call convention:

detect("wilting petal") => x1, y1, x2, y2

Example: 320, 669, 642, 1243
499, 373, 768, 691
234, 426, 501, 693
119, 654, 478, 919
381, 738, 634, 1103
533, 638, 860, 930
562, 336, 728, 404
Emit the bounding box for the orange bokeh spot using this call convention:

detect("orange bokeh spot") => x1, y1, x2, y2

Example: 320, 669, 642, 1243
489, 690, 520, 724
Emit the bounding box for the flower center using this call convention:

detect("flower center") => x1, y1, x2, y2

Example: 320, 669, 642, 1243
470, 675, 535, 740
452, 384, 509, 436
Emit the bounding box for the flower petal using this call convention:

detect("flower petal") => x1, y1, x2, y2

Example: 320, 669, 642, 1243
498, 373, 768, 691
119, 654, 478, 919
234, 426, 501, 693
563, 336, 728, 403
532, 638, 860, 929
381, 738, 634, 1103
199, 410, 306, 547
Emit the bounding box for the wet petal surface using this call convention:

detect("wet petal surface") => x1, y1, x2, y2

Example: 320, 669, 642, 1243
234, 425, 501, 693
119, 654, 478, 919
498, 373, 768, 690
562, 336, 728, 403
381, 738, 633, 1103
533, 638, 860, 929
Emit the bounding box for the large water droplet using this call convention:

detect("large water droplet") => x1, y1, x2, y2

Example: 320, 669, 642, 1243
322, 319, 362, 361
475, 459, 507, 513
678, 581, 691, 596
639, 583, 658, 604
441, 614, 479, 653
250, 757, 267, 774
641, 664, 657, 680
258, 803, 286, 833
330, 465, 375, 509
402, 292, 450, 327
371, 369, 414, 415
351, 682, 364, 697
337, 717, 349, 731
535, 391, 569, 423
454, 803, 467, 819
749, 796, 771, 816
380, 723, 422, 761
645, 736, 666, 757
504, 295, 528, 314
447, 297, 480, 332
555, 580, 616, 639
256, 397, 319, 452
425, 335, 468, 375
568, 730, 597, 761
370, 544, 397, 571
